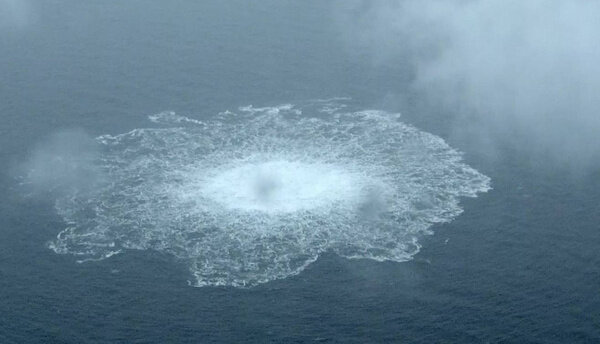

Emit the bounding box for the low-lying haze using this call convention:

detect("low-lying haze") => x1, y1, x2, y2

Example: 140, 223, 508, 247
337, 0, 600, 168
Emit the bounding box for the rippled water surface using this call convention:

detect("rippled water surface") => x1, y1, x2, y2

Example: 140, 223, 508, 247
1, 1, 599, 343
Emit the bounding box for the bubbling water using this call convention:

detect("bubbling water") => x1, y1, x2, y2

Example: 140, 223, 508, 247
46, 99, 491, 287
197, 160, 366, 213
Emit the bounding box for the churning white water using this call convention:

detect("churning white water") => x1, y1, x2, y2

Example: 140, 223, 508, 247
47, 99, 491, 287
197, 160, 362, 213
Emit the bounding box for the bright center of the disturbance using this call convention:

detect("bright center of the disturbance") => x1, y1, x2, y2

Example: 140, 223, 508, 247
201, 160, 363, 213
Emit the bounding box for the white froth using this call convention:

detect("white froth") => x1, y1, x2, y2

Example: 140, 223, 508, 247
196, 160, 364, 213
45, 99, 491, 288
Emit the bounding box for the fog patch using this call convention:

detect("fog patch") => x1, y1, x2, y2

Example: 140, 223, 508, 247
19, 129, 104, 196
336, 0, 600, 169
0, 0, 35, 30
358, 185, 389, 221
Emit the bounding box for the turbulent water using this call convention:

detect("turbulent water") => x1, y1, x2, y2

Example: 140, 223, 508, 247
45, 99, 490, 287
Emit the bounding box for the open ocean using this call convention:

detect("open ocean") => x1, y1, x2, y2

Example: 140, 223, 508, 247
1, 1, 599, 343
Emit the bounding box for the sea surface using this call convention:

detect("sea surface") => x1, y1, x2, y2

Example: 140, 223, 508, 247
1, 1, 599, 343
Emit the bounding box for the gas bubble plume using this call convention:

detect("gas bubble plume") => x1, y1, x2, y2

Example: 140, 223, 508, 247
44, 99, 490, 287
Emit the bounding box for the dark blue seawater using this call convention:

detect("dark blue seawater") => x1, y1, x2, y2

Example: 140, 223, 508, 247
1, 1, 599, 342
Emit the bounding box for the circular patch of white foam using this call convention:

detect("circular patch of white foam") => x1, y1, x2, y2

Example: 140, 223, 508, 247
197, 160, 364, 213
46, 99, 491, 287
